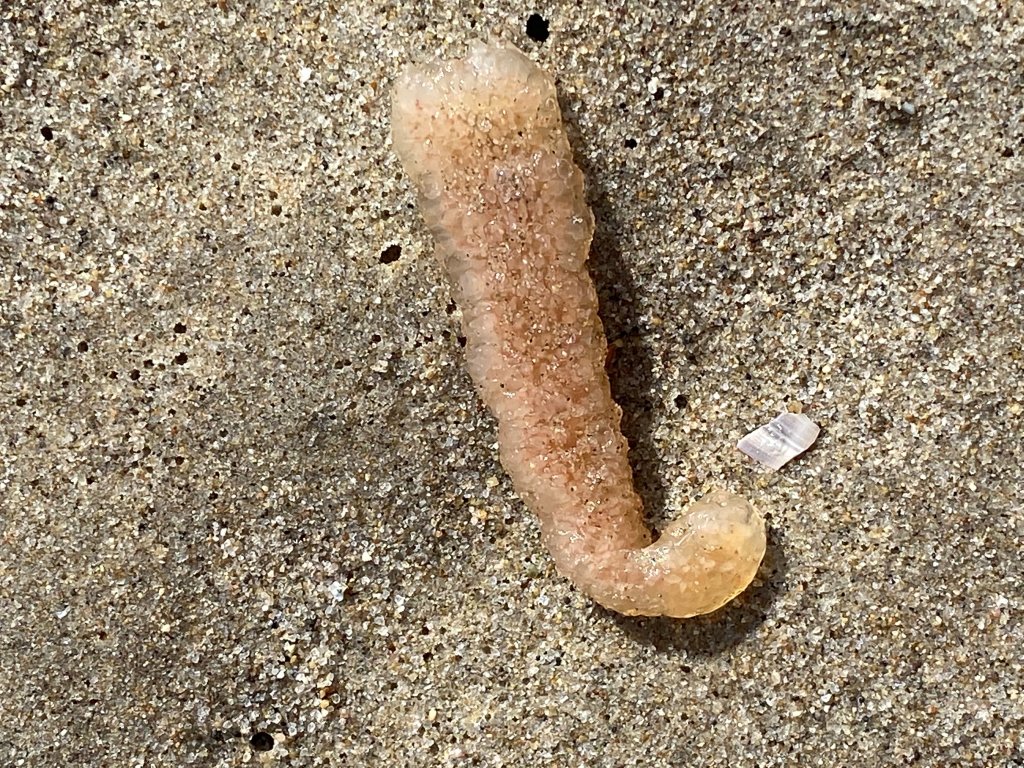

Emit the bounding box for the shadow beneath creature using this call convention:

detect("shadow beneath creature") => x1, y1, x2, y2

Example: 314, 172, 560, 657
566, 121, 672, 527
561, 95, 786, 652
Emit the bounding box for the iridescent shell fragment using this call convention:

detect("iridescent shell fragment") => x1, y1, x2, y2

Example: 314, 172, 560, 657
737, 412, 820, 470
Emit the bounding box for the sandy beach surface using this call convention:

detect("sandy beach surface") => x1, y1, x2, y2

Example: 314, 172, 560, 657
2, 2, 1021, 765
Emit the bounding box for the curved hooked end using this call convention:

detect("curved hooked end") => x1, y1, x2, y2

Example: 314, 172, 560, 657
565, 491, 767, 618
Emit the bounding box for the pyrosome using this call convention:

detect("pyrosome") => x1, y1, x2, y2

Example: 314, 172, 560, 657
391, 40, 766, 617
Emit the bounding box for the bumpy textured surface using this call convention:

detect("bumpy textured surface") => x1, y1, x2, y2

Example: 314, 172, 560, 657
392, 41, 765, 617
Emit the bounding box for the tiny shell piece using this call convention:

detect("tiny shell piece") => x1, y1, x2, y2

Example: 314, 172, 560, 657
737, 412, 820, 470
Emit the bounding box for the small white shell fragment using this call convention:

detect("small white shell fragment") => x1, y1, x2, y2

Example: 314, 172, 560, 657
737, 412, 820, 470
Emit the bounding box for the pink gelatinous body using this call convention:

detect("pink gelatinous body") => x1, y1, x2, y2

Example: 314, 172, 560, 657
391, 40, 765, 617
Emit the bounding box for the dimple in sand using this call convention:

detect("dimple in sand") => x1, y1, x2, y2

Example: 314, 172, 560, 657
391, 40, 766, 617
